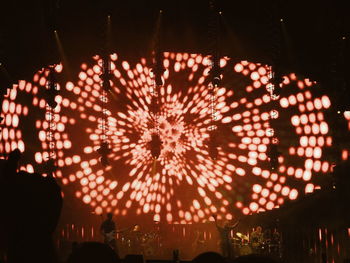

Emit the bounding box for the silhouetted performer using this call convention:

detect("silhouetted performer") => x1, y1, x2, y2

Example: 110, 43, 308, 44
213, 215, 239, 259
100, 213, 117, 252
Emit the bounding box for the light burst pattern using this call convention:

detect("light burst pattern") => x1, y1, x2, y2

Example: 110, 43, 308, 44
0, 52, 346, 223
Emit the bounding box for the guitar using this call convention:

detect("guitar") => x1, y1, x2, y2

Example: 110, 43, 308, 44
99, 214, 117, 243
103, 230, 117, 243
102, 224, 137, 243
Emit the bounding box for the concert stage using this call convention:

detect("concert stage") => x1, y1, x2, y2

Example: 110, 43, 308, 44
1, 1, 350, 263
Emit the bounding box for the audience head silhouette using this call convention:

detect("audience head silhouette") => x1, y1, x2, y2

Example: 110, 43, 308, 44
232, 254, 279, 263
192, 252, 226, 263
67, 242, 119, 263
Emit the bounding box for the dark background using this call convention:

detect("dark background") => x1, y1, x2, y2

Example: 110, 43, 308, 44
1, 0, 349, 85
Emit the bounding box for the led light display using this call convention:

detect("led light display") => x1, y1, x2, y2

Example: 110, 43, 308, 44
0, 52, 344, 223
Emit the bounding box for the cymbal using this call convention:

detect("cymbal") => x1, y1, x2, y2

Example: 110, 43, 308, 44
132, 225, 141, 232
236, 232, 249, 240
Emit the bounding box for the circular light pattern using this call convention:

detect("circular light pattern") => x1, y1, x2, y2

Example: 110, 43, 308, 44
0, 53, 346, 223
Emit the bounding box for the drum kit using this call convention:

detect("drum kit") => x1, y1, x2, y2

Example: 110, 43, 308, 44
118, 225, 159, 257
232, 232, 280, 257
232, 232, 252, 256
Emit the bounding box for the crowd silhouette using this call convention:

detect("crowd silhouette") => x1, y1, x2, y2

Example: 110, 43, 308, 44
0, 149, 62, 263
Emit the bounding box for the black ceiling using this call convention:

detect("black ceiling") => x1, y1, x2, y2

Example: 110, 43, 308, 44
1, 0, 349, 85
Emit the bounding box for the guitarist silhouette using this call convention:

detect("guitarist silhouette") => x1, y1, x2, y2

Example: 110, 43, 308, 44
100, 213, 117, 252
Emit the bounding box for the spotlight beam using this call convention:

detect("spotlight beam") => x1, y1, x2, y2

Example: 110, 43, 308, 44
148, 10, 163, 61
54, 30, 71, 79
280, 19, 297, 69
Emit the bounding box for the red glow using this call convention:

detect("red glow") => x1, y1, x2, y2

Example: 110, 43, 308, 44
0, 53, 344, 223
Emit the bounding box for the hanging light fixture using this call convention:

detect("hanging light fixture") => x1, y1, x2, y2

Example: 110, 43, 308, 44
44, 65, 59, 176
149, 64, 163, 160
97, 141, 112, 167
268, 141, 281, 170
209, 55, 221, 88
208, 75, 220, 160
149, 11, 164, 160
208, 129, 219, 160
207, 2, 222, 160
266, 9, 284, 171
270, 68, 284, 97
96, 13, 113, 167
97, 55, 112, 167
44, 66, 59, 109
100, 54, 113, 92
